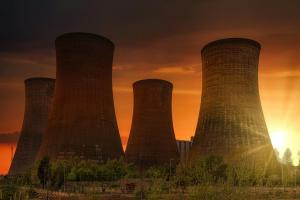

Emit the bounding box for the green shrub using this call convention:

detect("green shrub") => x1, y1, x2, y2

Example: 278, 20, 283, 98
188, 155, 227, 185
173, 164, 193, 192
226, 160, 266, 186
147, 179, 168, 200
146, 165, 169, 179
0, 184, 18, 200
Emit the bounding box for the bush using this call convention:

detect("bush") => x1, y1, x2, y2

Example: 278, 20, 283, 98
103, 159, 127, 181
62, 158, 137, 183
67, 168, 77, 182
0, 184, 18, 200
226, 160, 266, 186
50, 162, 67, 189
146, 165, 169, 179
147, 179, 168, 200
173, 164, 193, 192
189, 155, 227, 184
124, 163, 139, 179
76, 167, 95, 181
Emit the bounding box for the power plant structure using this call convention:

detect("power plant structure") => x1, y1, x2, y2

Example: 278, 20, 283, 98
38, 32, 124, 161
190, 38, 275, 166
125, 79, 179, 169
176, 138, 193, 162
9, 78, 55, 175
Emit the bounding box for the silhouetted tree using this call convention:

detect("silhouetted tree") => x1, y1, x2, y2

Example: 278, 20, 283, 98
297, 151, 300, 166
274, 148, 280, 161
282, 148, 293, 166
37, 156, 51, 188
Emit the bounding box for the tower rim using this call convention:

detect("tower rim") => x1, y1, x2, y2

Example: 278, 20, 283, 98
55, 32, 114, 47
201, 38, 261, 54
25, 77, 55, 83
133, 79, 173, 88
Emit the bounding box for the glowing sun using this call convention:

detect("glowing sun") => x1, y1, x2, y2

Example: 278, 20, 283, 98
270, 131, 286, 150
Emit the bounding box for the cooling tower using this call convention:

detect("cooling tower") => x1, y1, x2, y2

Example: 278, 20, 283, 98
125, 79, 179, 169
38, 32, 123, 161
190, 38, 275, 165
9, 78, 55, 175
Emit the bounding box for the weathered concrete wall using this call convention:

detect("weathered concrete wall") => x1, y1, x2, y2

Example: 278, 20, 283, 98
125, 79, 179, 169
9, 77, 55, 175
191, 38, 275, 165
38, 32, 123, 161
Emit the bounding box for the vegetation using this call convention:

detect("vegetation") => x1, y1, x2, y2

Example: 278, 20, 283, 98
2, 153, 300, 199
282, 148, 293, 166
0, 183, 17, 200
37, 156, 51, 188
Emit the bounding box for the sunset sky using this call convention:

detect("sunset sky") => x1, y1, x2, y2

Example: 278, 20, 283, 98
1, 0, 300, 174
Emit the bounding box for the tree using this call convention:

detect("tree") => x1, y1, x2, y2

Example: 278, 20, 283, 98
37, 156, 51, 188
297, 151, 300, 166
76, 167, 95, 181
50, 161, 65, 189
274, 148, 280, 161
96, 159, 131, 182
282, 148, 293, 166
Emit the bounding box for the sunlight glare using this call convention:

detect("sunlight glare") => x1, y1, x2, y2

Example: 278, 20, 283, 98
270, 131, 286, 151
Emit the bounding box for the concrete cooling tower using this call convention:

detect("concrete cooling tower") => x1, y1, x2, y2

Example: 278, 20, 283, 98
9, 78, 55, 175
190, 38, 275, 166
125, 79, 179, 169
38, 32, 123, 161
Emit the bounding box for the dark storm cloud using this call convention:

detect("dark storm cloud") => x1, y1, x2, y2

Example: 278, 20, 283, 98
0, 52, 55, 81
1, 0, 300, 82
1, 0, 300, 133
1, 0, 300, 50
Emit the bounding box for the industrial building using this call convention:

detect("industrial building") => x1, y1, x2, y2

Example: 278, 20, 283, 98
176, 137, 193, 162
125, 79, 179, 169
190, 38, 275, 166
38, 32, 124, 161
9, 78, 55, 175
